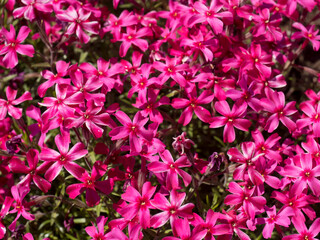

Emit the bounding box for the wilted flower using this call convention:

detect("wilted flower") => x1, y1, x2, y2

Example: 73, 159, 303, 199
172, 132, 195, 154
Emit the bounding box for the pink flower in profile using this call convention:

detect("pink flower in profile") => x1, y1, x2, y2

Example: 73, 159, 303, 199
150, 190, 194, 228
57, 6, 99, 43
162, 218, 207, 240
39, 134, 87, 182
292, 23, 320, 51
0, 25, 34, 68
9, 186, 35, 231
0, 197, 14, 238
172, 87, 214, 126
147, 150, 192, 190
119, 182, 156, 229
0, 86, 32, 120
109, 111, 153, 153
210, 101, 251, 143
9, 149, 51, 193
13, 0, 52, 21
85, 216, 108, 240
283, 218, 320, 240
66, 162, 113, 207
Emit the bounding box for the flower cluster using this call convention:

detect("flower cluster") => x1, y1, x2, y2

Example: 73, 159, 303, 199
1, 0, 320, 239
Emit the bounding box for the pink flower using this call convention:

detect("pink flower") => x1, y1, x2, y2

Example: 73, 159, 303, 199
260, 89, 297, 133
38, 60, 70, 98
292, 23, 320, 51
0, 25, 34, 68
153, 56, 189, 87
188, 0, 232, 35
256, 206, 291, 239
39, 134, 87, 182
283, 218, 320, 240
67, 162, 113, 207
172, 87, 214, 126
119, 27, 150, 57
57, 6, 99, 43
147, 150, 192, 190
13, 0, 51, 21
0, 86, 32, 120
210, 101, 251, 143
224, 182, 266, 220
9, 149, 51, 193
282, 153, 320, 197
85, 216, 108, 240
79, 58, 124, 92
162, 218, 207, 240
0, 197, 14, 238
150, 190, 194, 228
297, 101, 320, 137
119, 182, 156, 229
8, 186, 35, 231
66, 100, 116, 139
109, 111, 153, 153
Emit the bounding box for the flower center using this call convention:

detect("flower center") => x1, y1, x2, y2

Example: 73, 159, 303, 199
60, 156, 66, 162
169, 164, 175, 169
308, 33, 313, 38
254, 58, 259, 62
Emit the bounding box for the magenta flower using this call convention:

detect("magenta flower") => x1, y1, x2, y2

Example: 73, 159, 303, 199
119, 27, 150, 57
147, 150, 192, 190
109, 111, 153, 153
297, 101, 320, 137
66, 100, 116, 139
67, 162, 113, 207
9, 149, 51, 193
153, 56, 189, 87
227, 142, 265, 185
0, 86, 32, 120
0, 197, 14, 238
260, 89, 297, 133
0, 25, 34, 68
162, 218, 207, 240
150, 190, 194, 228
133, 88, 170, 124
39, 84, 84, 122
283, 218, 320, 240
292, 23, 320, 51
38, 60, 70, 98
192, 209, 231, 240
39, 134, 87, 182
210, 101, 251, 143
224, 182, 266, 220
79, 58, 124, 92
119, 181, 156, 229
8, 186, 35, 231
256, 206, 291, 239
13, 0, 51, 21
282, 153, 320, 196
188, 0, 232, 35
85, 216, 108, 240
57, 6, 99, 43
104, 10, 137, 40
172, 87, 214, 126
26, 105, 59, 147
